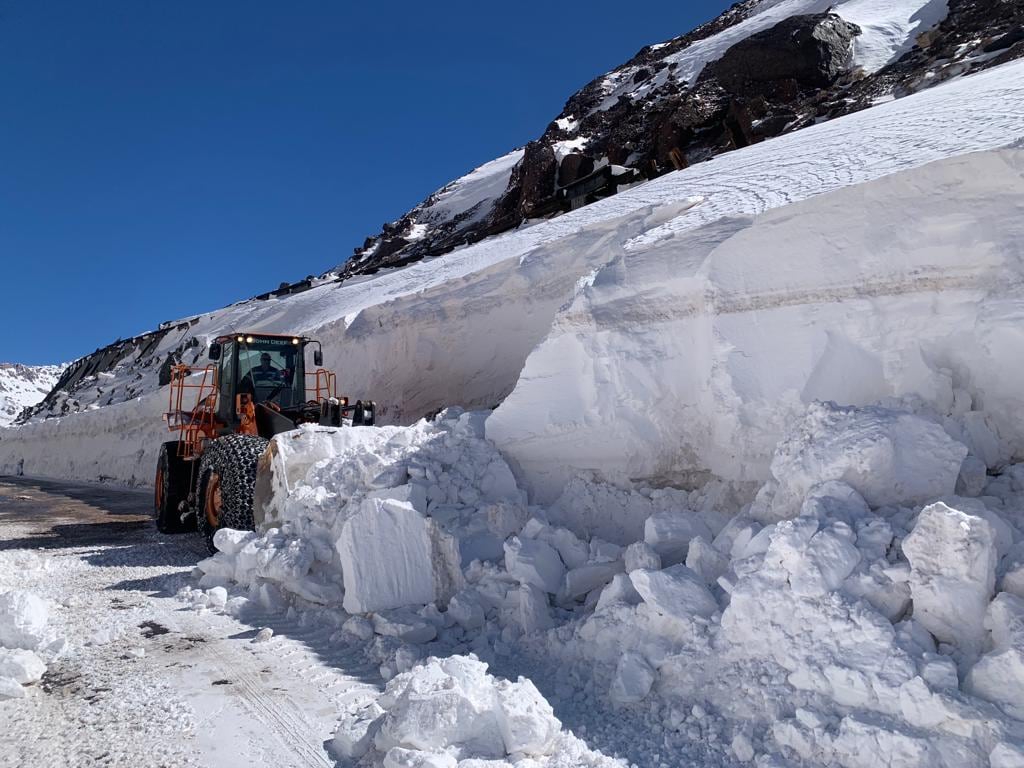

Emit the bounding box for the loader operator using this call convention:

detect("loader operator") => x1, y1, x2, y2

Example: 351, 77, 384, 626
239, 352, 286, 402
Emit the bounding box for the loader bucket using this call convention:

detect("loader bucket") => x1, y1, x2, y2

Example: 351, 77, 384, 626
252, 440, 281, 531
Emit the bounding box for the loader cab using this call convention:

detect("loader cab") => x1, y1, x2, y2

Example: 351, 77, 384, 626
210, 334, 310, 428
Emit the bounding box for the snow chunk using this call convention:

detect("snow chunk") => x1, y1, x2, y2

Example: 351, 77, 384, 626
623, 541, 661, 573
992, 743, 1024, 768
644, 510, 712, 566
340, 498, 456, 614
334, 701, 385, 759
965, 593, 1024, 717
517, 584, 553, 634
685, 536, 729, 586
493, 676, 560, 754
0, 648, 45, 685
504, 536, 565, 594
903, 501, 996, 661
561, 561, 624, 602
370, 656, 567, 761
629, 565, 718, 620
0, 676, 27, 699
609, 651, 656, 704
0, 590, 49, 651
762, 403, 968, 521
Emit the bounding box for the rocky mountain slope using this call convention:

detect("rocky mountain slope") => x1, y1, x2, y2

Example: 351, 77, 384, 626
0, 364, 65, 428
341, 0, 1024, 278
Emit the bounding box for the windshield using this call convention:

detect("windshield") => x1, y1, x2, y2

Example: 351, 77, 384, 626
236, 338, 307, 408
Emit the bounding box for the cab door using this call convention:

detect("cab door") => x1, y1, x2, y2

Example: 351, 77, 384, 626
216, 340, 237, 427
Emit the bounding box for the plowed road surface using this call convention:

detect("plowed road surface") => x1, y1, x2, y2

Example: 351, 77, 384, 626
0, 476, 375, 768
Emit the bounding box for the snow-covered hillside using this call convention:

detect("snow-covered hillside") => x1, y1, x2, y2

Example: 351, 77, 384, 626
344, 0, 1022, 275
0, 364, 64, 428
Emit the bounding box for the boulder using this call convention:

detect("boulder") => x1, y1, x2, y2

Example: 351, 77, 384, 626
709, 13, 862, 92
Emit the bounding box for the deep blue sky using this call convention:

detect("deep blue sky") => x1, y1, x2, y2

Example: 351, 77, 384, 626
1, 1, 730, 365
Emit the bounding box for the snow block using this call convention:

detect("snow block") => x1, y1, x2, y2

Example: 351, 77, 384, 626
991, 743, 1024, 768
685, 536, 729, 586
561, 561, 624, 602
0, 648, 45, 685
518, 584, 553, 634
339, 497, 456, 614
447, 589, 485, 630
630, 565, 718, 620
503, 536, 565, 594
493, 676, 560, 755
643, 510, 713, 566
609, 651, 656, 704
623, 541, 661, 573
965, 593, 1024, 717
373, 656, 502, 757
333, 701, 385, 759
903, 501, 996, 661
763, 403, 968, 521
372, 610, 438, 644
371, 655, 566, 762
0, 676, 26, 699
0, 590, 49, 651
211, 528, 257, 556
595, 573, 642, 612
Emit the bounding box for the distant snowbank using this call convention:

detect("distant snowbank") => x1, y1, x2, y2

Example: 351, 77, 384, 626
488, 148, 1024, 503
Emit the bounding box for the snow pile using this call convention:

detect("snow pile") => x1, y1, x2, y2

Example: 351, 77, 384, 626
489, 148, 1024, 505
192, 395, 1024, 765
197, 409, 527, 617
0, 589, 54, 698
546, 403, 1024, 766
333, 655, 622, 766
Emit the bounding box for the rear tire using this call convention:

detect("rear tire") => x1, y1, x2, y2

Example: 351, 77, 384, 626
196, 434, 269, 554
155, 441, 194, 534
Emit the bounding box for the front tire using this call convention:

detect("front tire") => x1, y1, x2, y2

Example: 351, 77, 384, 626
196, 434, 269, 554
155, 441, 193, 534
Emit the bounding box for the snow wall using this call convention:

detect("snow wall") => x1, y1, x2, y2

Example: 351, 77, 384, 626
1, 60, 1024, 489
488, 149, 1024, 504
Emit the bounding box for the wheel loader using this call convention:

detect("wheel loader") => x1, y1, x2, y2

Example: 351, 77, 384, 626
153, 332, 375, 552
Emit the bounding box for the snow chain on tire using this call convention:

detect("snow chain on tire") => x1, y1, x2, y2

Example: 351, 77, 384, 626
196, 434, 270, 554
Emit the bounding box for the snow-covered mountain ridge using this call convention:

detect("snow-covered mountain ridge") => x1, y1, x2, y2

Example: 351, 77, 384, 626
0, 364, 65, 428
341, 0, 1024, 278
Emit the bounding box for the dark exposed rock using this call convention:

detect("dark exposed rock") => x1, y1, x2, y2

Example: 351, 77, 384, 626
708, 13, 861, 92
558, 153, 596, 187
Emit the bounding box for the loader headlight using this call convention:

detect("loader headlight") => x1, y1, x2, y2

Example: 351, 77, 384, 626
236, 336, 244, 342
291, 338, 300, 345
245, 336, 254, 344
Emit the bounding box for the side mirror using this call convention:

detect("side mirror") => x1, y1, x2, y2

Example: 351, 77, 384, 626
208, 342, 222, 361
313, 349, 323, 367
